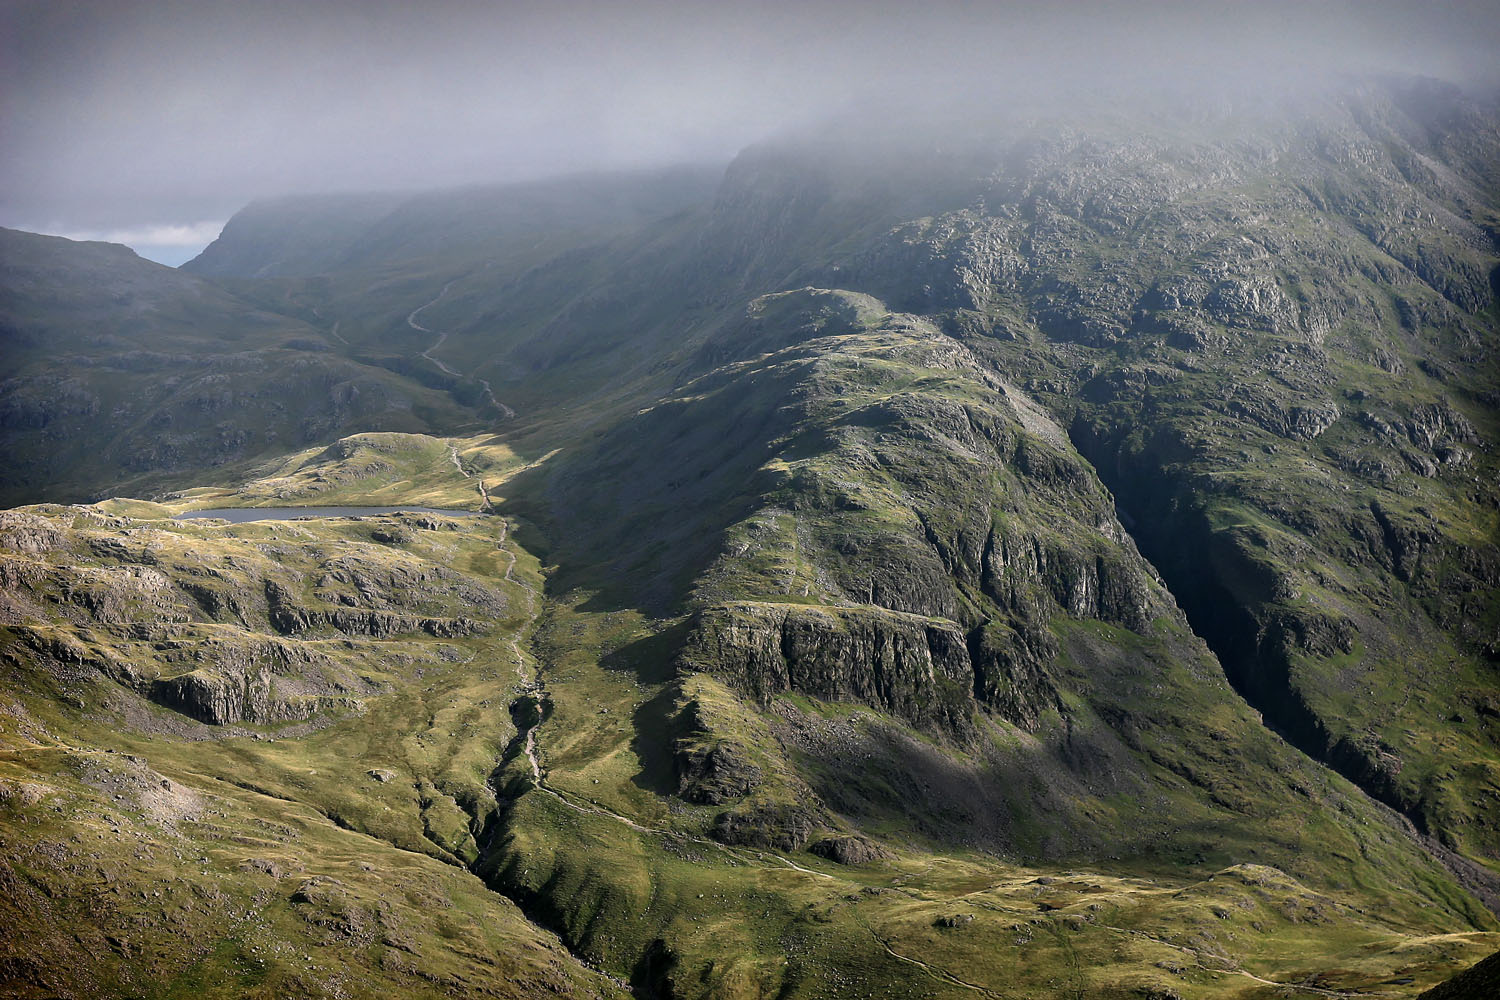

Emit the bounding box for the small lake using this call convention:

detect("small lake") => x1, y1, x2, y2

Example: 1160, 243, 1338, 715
175, 506, 482, 523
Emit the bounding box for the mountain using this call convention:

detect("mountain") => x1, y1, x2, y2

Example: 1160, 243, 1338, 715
2, 75, 1499, 998
0, 229, 482, 508
182, 168, 721, 279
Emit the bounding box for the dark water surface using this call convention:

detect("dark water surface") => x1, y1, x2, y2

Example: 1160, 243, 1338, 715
175, 506, 481, 522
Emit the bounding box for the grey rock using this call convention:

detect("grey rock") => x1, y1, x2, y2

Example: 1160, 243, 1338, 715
809, 835, 892, 865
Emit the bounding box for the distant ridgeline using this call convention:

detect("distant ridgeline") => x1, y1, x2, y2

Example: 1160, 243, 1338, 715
2, 77, 1499, 999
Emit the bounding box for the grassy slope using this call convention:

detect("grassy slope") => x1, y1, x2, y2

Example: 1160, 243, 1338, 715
2, 79, 1498, 1000
3, 437, 1497, 997
0, 504, 622, 998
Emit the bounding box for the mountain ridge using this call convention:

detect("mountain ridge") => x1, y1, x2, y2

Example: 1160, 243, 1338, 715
2, 72, 1499, 998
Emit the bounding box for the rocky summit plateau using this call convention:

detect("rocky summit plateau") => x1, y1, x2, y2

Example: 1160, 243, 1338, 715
2, 76, 1499, 999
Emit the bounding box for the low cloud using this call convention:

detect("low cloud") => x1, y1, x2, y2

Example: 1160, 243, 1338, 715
46, 221, 226, 248
3, 0, 1498, 250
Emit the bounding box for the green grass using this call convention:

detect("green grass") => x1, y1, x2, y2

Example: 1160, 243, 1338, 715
4, 422, 1498, 998
5, 90, 1500, 997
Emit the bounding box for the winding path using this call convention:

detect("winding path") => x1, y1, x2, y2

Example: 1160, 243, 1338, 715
406, 280, 515, 417
310, 305, 348, 345
864, 924, 1003, 996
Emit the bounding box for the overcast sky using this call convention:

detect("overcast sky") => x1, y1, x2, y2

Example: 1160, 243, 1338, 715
3, 0, 1498, 265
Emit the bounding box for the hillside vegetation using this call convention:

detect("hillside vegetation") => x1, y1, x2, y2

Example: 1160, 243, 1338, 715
2, 75, 1498, 997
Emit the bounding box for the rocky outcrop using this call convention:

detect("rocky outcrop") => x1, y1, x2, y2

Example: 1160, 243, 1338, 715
153, 668, 299, 726
264, 579, 479, 638
983, 521, 1157, 633
1353, 400, 1480, 479
146, 634, 371, 725
5, 620, 367, 727
675, 740, 762, 805
679, 602, 975, 737
0, 510, 64, 555
808, 835, 892, 865
288, 877, 377, 944
672, 695, 764, 804
967, 617, 1062, 732
1226, 394, 1341, 441
3, 624, 112, 678
312, 554, 506, 617
0, 555, 47, 597
710, 802, 820, 852
844, 212, 1028, 316
63, 565, 182, 622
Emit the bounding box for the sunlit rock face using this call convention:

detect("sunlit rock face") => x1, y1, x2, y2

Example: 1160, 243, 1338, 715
2, 68, 1499, 1000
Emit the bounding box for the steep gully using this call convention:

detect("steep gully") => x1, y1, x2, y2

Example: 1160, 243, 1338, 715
1066, 428, 1500, 916
482, 520, 832, 858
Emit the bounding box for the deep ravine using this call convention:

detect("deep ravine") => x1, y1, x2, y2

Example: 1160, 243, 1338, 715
1063, 435, 1500, 917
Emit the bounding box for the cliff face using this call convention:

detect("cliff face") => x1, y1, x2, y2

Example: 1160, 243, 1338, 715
679, 602, 975, 736
147, 637, 365, 726
2, 75, 1499, 1000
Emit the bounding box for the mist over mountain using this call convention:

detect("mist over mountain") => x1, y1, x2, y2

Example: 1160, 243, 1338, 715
3, 3, 1500, 998
4, 0, 1500, 255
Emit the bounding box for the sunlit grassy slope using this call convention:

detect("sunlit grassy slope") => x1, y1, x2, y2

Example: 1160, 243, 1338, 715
3, 77, 1500, 999
4, 415, 1494, 998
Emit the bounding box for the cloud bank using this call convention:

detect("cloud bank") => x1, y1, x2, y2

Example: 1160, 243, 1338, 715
3, 0, 1497, 259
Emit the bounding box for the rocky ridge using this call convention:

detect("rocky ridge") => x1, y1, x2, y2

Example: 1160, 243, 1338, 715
1, 74, 1498, 999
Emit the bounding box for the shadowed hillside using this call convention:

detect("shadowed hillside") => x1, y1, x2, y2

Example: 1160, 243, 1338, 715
2, 75, 1499, 998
